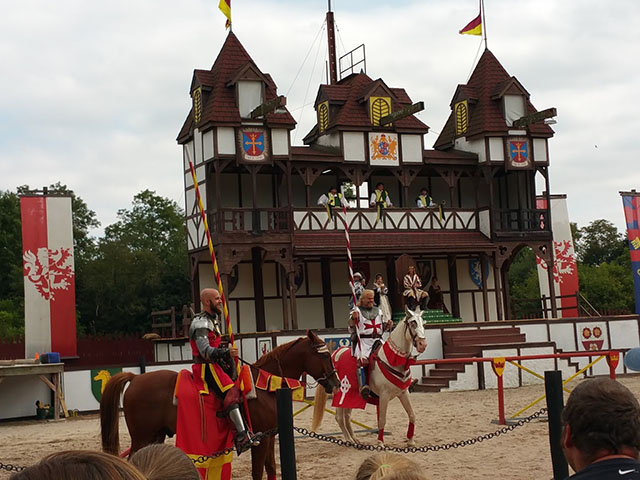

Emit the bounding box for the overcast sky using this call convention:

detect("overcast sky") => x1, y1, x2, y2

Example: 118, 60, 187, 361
1, 0, 638, 236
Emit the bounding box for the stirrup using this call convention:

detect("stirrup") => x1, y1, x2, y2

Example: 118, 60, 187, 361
234, 431, 254, 455
359, 385, 371, 400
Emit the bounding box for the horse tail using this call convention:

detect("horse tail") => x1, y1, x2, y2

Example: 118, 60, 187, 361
311, 387, 328, 432
100, 371, 136, 455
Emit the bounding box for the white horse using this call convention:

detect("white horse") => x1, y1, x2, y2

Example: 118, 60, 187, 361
312, 307, 427, 446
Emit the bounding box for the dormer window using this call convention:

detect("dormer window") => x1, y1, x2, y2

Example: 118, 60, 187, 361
318, 101, 329, 132
193, 87, 202, 124
503, 94, 525, 126
369, 96, 391, 126
454, 100, 468, 135
238, 80, 263, 118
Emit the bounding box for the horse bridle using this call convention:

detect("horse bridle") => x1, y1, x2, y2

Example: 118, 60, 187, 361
308, 342, 338, 390
403, 314, 424, 349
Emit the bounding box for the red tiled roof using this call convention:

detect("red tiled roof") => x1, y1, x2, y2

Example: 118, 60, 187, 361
177, 32, 295, 142
294, 231, 495, 255
434, 49, 553, 150
304, 73, 429, 144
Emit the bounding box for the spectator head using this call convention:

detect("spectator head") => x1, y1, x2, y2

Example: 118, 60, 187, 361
329, 186, 338, 194
129, 444, 199, 480
408, 265, 416, 275
354, 272, 364, 283
431, 276, 438, 285
9, 450, 146, 480
355, 453, 427, 480
420, 188, 428, 195
376, 182, 384, 191
375, 273, 384, 282
562, 377, 640, 472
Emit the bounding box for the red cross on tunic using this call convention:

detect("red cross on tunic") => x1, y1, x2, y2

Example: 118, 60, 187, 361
364, 319, 381, 336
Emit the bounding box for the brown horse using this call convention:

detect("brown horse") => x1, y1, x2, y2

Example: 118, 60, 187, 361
100, 331, 339, 480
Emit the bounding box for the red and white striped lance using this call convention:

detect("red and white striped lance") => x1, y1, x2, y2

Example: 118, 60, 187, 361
186, 152, 235, 349
339, 201, 363, 361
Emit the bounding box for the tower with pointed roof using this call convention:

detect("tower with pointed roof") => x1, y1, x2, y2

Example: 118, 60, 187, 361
177, 27, 560, 336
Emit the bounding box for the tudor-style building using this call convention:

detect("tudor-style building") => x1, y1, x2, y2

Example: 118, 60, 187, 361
177, 31, 558, 335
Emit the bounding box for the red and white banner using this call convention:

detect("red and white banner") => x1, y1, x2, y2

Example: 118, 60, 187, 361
536, 195, 579, 317
21, 195, 77, 358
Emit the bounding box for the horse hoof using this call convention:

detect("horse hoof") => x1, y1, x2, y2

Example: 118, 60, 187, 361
406, 439, 415, 447
377, 439, 385, 446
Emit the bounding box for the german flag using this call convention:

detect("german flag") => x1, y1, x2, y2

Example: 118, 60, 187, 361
219, 0, 231, 29
459, 12, 482, 36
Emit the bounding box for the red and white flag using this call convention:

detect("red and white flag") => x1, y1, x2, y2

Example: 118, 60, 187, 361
21, 195, 77, 358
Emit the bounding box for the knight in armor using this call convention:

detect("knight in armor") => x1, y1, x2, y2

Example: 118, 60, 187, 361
403, 265, 429, 311
348, 289, 388, 399
189, 288, 258, 455
317, 186, 347, 221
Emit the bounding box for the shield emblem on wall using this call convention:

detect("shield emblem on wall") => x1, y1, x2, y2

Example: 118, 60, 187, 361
469, 258, 489, 289
239, 128, 268, 162
91, 368, 122, 402
507, 137, 532, 169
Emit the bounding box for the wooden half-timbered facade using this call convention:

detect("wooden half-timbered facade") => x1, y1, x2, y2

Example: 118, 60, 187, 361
177, 32, 558, 335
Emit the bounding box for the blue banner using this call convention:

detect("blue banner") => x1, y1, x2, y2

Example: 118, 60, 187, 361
622, 194, 640, 315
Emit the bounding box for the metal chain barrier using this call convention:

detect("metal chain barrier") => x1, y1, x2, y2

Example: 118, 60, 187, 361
0, 461, 27, 473
293, 408, 548, 453
190, 428, 279, 464
1, 409, 546, 471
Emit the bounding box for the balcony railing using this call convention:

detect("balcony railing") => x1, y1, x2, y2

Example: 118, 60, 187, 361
293, 207, 482, 232
494, 208, 549, 233
211, 208, 290, 234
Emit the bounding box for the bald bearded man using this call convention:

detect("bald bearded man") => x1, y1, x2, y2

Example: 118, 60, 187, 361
189, 288, 257, 454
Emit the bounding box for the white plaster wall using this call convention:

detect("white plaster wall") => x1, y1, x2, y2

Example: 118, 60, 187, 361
194, 128, 203, 163
183, 141, 194, 170
271, 129, 289, 156
0, 375, 51, 419
488, 137, 504, 161
519, 324, 548, 343
519, 346, 556, 386
203, 129, 215, 160
549, 323, 576, 351
445, 363, 479, 391
481, 348, 519, 388
217, 127, 236, 155
316, 132, 340, 148
343, 132, 365, 162
533, 138, 547, 163
400, 134, 422, 163
237, 300, 257, 333
609, 319, 639, 349
295, 297, 326, 330
264, 298, 284, 331
454, 137, 486, 162
479, 209, 491, 237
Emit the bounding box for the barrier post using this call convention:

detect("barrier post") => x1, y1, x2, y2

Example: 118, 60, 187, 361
276, 386, 297, 480
545, 370, 568, 480
491, 357, 506, 425
606, 352, 619, 379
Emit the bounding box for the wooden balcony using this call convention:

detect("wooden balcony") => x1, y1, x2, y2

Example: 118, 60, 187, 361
493, 208, 550, 238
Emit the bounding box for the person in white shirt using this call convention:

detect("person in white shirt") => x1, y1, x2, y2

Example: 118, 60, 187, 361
416, 188, 435, 208
317, 186, 347, 221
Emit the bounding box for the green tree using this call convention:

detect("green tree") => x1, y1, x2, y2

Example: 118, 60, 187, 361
578, 261, 634, 314
79, 190, 190, 334
575, 219, 626, 266
508, 247, 542, 318
0, 190, 24, 337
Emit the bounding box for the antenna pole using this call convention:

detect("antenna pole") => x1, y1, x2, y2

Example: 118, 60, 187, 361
481, 0, 487, 49
326, 1, 338, 84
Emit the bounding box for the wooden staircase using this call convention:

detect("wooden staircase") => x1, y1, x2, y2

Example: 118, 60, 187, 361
416, 327, 528, 393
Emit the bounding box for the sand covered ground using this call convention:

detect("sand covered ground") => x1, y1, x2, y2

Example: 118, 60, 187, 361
3, 376, 640, 479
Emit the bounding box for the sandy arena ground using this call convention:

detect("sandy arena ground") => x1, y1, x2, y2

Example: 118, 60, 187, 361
2, 376, 640, 479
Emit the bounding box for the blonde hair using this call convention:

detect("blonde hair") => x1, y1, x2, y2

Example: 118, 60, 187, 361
355, 453, 427, 480
10, 450, 146, 480
358, 289, 375, 307
129, 444, 199, 480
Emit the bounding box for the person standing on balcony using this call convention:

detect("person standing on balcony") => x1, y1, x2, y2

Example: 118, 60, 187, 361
317, 186, 347, 222
427, 276, 449, 314
403, 265, 428, 310
370, 182, 392, 223
416, 188, 435, 208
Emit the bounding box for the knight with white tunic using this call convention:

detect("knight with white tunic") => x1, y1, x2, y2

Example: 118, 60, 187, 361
348, 289, 384, 399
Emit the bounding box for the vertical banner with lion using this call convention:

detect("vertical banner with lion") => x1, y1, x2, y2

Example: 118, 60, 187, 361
535, 195, 579, 317
21, 194, 77, 357
621, 192, 640, 315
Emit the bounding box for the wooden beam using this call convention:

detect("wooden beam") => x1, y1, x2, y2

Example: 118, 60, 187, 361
379, 101, 424, 126
250, 95, 286, 119
512, 107, 557, 128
